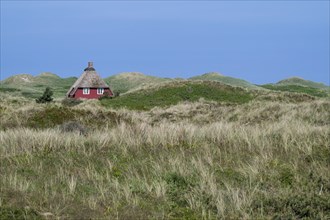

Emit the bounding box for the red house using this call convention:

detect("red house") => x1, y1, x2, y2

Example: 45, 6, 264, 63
66, 62, 113, 99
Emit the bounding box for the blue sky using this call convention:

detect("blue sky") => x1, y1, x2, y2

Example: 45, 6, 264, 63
1, 1, 329, 85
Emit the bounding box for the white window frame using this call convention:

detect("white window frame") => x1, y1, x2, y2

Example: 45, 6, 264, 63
97, 88, 104, 95
83, 88, 90, 95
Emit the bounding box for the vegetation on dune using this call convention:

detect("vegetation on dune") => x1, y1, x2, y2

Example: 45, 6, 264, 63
0, 73, 77, 98
104, 72, 171, 94
276, 77, 329, 90
0, 97, 329, 219
0, 105, 123, 130
260, 84, 329, 97
100, 81, 253, 110
189, 72, 262, 89
61, 97, 83, 107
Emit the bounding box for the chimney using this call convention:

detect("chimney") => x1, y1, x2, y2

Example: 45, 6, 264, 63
84, 61, 95, 71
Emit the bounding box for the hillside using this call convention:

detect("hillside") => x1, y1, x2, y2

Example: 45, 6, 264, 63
0, 73, 77, 98
260, 84, 329, 97
100, 80, 254, 110
259, 77, 329, 97
189, 72, 261, 89
276, 77, 329, 90
104, 72, 172, 94
0, 72, 171, 98
1, 72, 328, 100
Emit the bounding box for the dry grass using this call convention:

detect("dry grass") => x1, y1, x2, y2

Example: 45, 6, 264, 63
0, 96, 329, 219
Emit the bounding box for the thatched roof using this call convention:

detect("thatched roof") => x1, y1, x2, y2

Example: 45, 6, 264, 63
67, 62, 110, 96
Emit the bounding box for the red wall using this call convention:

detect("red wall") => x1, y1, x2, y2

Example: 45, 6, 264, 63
73, 88, 113, 99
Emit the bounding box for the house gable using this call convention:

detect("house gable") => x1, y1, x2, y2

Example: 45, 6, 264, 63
66, 62, 113, 99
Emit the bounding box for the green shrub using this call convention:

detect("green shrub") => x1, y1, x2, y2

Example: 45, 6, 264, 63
36, 87, 53, 103
25, 106, 121, 129
27, 106, 76, 128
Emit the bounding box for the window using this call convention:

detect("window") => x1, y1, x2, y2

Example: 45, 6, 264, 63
97, 88, 104, 95
83, 88, 90, 95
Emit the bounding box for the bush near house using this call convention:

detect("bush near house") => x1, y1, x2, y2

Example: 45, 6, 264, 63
35, 87, 54, 103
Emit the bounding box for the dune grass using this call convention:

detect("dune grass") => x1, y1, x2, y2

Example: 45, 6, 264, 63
0, 94, 329, 219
